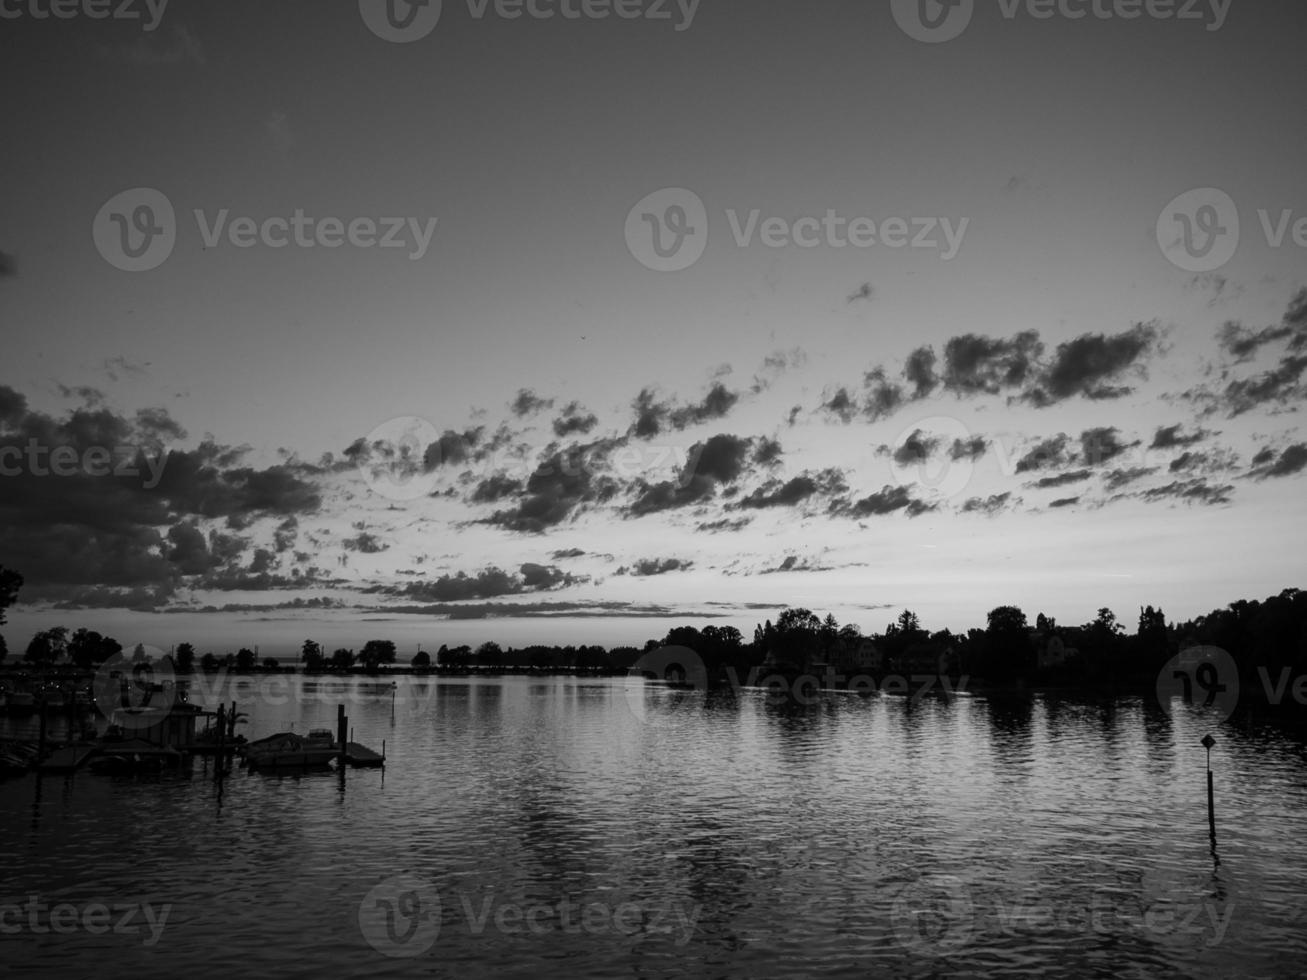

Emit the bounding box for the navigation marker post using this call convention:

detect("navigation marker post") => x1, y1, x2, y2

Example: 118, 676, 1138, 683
1202, 733, 1218, 854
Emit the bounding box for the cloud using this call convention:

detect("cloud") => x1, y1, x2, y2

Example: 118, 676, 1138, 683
1103, 467, 1158, 491
627, 434, 754, 517
631, 388, 668, 438
552, 401, 599, 438
904, 346, 940, 399
1139, 479, 1233, 506
550, 548, 586, 560
1032, 469, 1092, 489
669, 382, 739, 430
847, 282, 874, 304
618, 558, 693, 577
696, 517, 753, 533
482, 442, 618, 532
1014, 434, 1072, 473
821, 387, 858, 424
1079, 427, 1133, 466
1218, 320, 1298, 362
389, 564, 581, 602
1250, 444, 1307, 479
838, 485, 938, 518
943, 330, 1043, 395
471, 473, 524, 503
889, 430, 942, 467
342, 532, 387, 554
1027, 323, 1158, 404
1049, 497, 1079, 508
511, 389, 554, 417
960, 492, 1016, 516
950, 436, 988, 461
1151, 424, 1208, 449
861, 368, 905, 422
734, 468, 847, 510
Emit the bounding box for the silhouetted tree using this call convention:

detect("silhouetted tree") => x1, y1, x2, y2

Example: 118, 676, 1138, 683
359, 639, 397, 671
25, 626, 68, 665
411, 650, 431, 668
0, 565, 22, 626
331, 648, 356, 670
235, 648, 257, 671
175, 642, 195, 673
301, 639, 324, 671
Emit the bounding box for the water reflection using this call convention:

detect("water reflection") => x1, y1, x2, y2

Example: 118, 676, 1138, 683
2, 676, 1306, 978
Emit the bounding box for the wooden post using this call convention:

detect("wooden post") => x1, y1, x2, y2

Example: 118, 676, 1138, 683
1202, 734, 1217, 851
337, 704, 347, 767
215, 704, 226, 781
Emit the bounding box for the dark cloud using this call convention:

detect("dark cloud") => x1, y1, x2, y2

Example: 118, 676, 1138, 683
734, 468, 847, 510
1151, 424, 1208, 449
1027, 324, 1157, 404
389, 564, 580, 602
669, 382, 739, 430
1220, 355, 1307, 416
903, 346, 939, 399
821, 387, 858, 424
619, 558, 693, 577
342, 532, 387, 554
1032, 469, 1092, 489
891, 430, 942, 467
1170, 452, 1207, 473
696, 517, 753, 533
950, 436, 988, 461
628, 434, 754, 517
1015, 434, 1071, 473
1218, 320, 1296, 362
1080, 427, 1133, 467
483, 441, 619, 533
861, 368, 905, 422
847, 282, 874, 304
631, 388, 668, 438
1251, 446, 1277, 467
943, 330, 1043, 395
423, 428, 482, 469
471, 473, 524, 504
550, 548, 586, 560
552, 401, 599, 438
753, 437, 783, 467
1103, 467, 1158, 491
1250, 444, 1307, 479
960, 492, 1016, 516
838, 485, 938, 518
511, 389, 554, 417
1140, 479, 1233, 506
1049, 497, 1079, 508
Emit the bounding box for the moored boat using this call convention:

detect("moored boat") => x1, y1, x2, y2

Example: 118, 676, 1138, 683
243, 729, 338, 769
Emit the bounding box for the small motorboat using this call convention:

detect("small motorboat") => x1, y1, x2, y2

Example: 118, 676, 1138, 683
243, 729, 338, 769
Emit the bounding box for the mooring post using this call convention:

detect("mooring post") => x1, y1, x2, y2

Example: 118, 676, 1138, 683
215, 704, 226, 781
1202, 733, 1217, 850
337, 704, 347, 767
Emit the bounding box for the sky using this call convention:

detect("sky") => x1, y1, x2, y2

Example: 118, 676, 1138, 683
1, 0, 1306, 657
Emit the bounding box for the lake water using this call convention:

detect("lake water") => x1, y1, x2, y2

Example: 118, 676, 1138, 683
2, 675, 1306, 978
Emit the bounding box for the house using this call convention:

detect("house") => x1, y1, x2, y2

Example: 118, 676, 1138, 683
830, 638, 882, 673
105, 680, 204, 749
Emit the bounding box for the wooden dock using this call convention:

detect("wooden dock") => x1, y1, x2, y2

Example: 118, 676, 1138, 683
343, 742, 385, 768
38, 745, 97, 772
